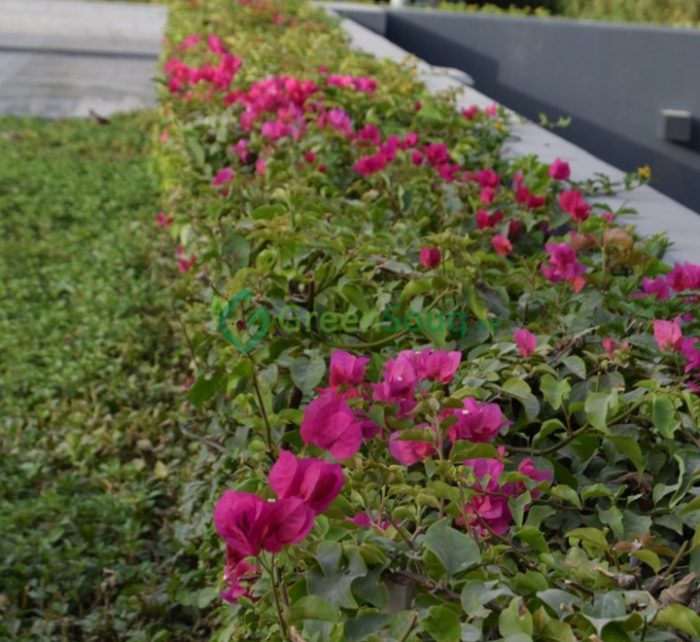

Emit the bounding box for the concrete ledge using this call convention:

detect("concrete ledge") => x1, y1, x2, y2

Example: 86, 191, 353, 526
1, 0, 168, 43
0, 0, 167, 118
0, 33, 161, 58
321, 3, 700, 264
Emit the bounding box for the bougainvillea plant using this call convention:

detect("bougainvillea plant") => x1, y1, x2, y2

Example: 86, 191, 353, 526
156, 0, 700, 640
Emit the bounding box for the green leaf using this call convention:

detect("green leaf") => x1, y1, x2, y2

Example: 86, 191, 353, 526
630, 550, 661, 573
340, 284, 370, 313
499, 597, 534, 637
308, 548, 366, 609
188, 370, 224, 407
290, 595, 338, 622
540, 374, 571, 410
344, 613, 391, 642
550, 484, 582, 509
221, 231, 250, 270
422, 521, 481, 578
400, 278, 432, 302
502, 377, 540, 421
566, 527, 609, 552
290, 353, 326, 393
464, 282, 488, 323
607, 435, 644, 473
562, 355, 586, 379
394, 427, 436, 442
533, 418, 566, 445
515, 526, 549, 553
421, 606, 461, 642
538, 620, 576, 642
537, 589, 582, 618
652, 394, 679, 439
251, 203, 286, 219
655, 604, 700, 637
585, 391, 616, 433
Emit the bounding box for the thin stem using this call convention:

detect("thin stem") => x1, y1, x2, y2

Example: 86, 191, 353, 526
260, 554, 290, 642
507, 425, 588, 456
397, 612, 419, 642
249, 355, 275, 459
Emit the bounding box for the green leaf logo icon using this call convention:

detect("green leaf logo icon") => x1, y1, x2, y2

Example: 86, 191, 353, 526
219, 289, 270, 353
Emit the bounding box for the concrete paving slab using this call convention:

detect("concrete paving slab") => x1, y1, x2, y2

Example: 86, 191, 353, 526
0, 0, 167, 118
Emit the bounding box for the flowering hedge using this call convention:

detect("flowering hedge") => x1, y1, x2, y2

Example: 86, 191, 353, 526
155, 1, 700, 640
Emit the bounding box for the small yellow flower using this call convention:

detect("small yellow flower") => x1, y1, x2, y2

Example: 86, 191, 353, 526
637, 165, 652, 179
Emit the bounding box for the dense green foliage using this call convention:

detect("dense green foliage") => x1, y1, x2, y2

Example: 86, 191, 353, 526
156, 1, 700, 642
0, 114, 210, 641
353, 0, 700, 27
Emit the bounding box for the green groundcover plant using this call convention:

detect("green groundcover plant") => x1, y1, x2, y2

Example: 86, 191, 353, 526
347, 0, 700, 28
156, 1, 700, 640
0, 114, 210, 641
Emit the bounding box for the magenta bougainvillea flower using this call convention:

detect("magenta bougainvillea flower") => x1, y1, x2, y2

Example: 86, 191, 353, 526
549, 158, 571, 180
213, 491, 269, 558
156, 212, 173, 228
353, 151, 391, 176
212, 167, 235, 186
602, 338, 617, 355
513, 328, 537, 357
329, 350, 369, 387
419, 246, 442, 269
389, 429, 437, 466
175, 246, 197, 272
213, 491, 315, 557
260, 498, 316, 553
268, 450, 344, 514
654, 317, 683, 352
443, 398, 510, 443
461, 457, 550, 535
376, 354, 418, 399
220, 548, 258, 604
682, 337, 700, 372
476, 209, 504, 229
300, 391, 363, 459
492, 234, 512, 256
513, 173, 547, 210
462, 105, 480, 120
412, 348, 461, 384
640, 276, 670, 301
476, 168, 500, 189
541, 242, 586, 292
179, 34, 200, 52
558, 189, 591, 222
354, 123, 382, 147
666, 262, 700, 292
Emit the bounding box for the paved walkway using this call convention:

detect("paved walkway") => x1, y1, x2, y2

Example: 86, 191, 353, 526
0, 0, 167, 118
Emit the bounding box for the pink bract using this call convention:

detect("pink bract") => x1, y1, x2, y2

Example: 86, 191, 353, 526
300, 391, 363, 459
269, 450, 344, 515
513, 328, 537, 358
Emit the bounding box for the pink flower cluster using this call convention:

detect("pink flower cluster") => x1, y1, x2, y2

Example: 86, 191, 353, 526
653, 317, 700, 391
558, 189, 591, 222
300, 348, 519, 468
352, 131, 421, 177
327, 73, 377, 93
214, 450, 343, 603
540, 242, 587, 292
460, 455, 551, 535
164, 35, 242, 96
514, 172, 547, 210
639, 262, 700, 301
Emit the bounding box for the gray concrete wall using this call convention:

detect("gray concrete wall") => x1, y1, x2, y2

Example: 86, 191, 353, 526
332, 5, 700, 215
